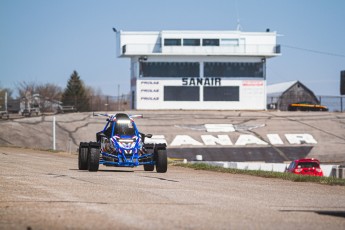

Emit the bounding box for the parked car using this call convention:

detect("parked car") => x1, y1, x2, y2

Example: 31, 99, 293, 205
288, 101, 328, 111
286, 158, 323, 176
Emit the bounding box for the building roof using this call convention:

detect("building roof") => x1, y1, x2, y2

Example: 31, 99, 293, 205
267, 81, 298, 97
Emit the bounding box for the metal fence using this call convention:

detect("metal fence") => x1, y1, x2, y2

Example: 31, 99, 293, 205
65, 94, 345, 112
89, 94, 131, 112
2, 91, 344, 115
267, 95, 345, 112
318, 96, 344, 112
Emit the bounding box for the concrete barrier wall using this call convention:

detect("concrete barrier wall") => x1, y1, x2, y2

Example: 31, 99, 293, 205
191, 161, 339, 177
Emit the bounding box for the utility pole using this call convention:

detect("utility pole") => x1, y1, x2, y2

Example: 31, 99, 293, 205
5, 92, 7, 112
53, 116, 56, 150
117, 84, 120, 111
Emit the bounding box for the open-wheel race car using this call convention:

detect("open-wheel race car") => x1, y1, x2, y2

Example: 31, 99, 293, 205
78, 113, 167, 173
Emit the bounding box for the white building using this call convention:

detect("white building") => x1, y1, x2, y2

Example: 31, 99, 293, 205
116, 30, 280, 110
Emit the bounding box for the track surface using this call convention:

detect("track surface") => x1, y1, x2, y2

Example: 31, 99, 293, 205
1, 147, 345, 230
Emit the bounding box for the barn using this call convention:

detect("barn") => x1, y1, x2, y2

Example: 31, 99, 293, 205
267, 81, 319, 111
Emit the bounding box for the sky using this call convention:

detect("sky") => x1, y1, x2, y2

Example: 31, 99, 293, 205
1, 0, 345, 97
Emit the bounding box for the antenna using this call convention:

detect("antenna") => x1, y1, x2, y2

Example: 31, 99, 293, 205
235, 0, 242, 31
236, 19, 242, 31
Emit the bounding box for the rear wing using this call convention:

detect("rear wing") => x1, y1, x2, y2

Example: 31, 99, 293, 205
93, 113, 143, 120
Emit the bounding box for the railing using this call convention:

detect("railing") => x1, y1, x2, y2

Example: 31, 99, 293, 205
122, 44, 281, 56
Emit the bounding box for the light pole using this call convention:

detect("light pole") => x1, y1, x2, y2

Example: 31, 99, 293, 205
117, 84, 120, 111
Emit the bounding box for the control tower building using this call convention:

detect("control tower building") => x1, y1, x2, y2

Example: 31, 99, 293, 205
116, 30, 280, 110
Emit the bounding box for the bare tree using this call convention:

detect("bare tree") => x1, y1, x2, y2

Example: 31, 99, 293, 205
35, 83, 63, 112
16, 81, 36, 99
85, 86, 106, 111
16, 81, 63, 113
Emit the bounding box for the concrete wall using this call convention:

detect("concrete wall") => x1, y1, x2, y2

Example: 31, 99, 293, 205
193, 161, 338, 177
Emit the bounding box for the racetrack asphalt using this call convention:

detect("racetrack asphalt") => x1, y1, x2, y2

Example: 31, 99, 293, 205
1, 147, 345, 229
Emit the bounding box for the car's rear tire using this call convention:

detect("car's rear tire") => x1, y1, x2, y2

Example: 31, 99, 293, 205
88, 146, 100, 172
78, 144, 88, 170
156, 149, 167, 173
144, 164, 154, 171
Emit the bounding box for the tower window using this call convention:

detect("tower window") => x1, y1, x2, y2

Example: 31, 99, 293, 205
164, 39, 181, 46
183, 39, 200, 46
202, 39, 219, 46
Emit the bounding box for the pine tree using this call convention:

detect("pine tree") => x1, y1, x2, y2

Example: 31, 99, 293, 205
62, 71, 90, 111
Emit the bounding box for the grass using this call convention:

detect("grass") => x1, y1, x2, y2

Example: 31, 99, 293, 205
173, 162, 345, 186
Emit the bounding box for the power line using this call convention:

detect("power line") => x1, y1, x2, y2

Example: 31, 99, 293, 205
282, 44, 345, 58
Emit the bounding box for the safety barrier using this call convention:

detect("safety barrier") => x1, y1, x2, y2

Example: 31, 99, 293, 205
331, 166, 345, 178
189, 160, 341, 178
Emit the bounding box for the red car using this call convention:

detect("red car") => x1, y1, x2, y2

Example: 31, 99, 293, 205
286, 158, 323, 176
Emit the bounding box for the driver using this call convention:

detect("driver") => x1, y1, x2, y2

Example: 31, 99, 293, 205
114, 120, 135, 136
103, 122, 114, 138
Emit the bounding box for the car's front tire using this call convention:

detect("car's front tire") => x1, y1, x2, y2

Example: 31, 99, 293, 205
88, 145, 100, 172
78, 143, 88, 170
156, 149, 167, 173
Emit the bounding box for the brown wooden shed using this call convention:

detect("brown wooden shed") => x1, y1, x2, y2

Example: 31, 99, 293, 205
267, 81, 319, 111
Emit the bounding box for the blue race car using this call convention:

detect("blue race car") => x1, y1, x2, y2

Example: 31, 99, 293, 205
78, 113, 167, 173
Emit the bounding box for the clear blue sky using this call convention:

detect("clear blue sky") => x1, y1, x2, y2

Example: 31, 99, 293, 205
1, 0, 344, 97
